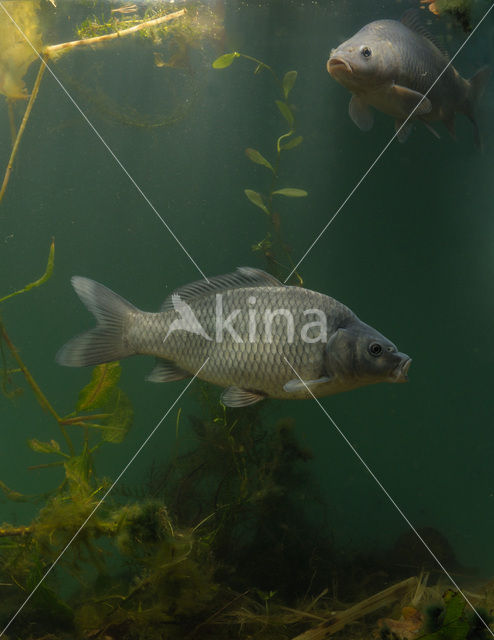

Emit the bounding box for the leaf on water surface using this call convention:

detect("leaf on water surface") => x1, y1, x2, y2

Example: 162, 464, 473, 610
282, 70, 297, 99
280, 135, 303, 151
245, 148, 274, 172
28, 438, 61, 454
244, 189, 269, 215
275, 100, 294, 128
212, 52, 238, 69
272, 188, 307, 197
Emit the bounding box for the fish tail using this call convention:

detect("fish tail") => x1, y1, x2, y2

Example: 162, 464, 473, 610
56, 277, 137, 367
465, 66, 490, 148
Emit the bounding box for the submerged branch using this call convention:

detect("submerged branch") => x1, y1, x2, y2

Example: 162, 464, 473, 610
290, 576, 418, 639
43, 8, 186, 57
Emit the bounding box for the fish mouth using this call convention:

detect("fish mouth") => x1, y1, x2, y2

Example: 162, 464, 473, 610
327, 56, 352, 76
393, 357, 412, 383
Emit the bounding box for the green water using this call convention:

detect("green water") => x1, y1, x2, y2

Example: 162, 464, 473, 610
1, 0, 493, 637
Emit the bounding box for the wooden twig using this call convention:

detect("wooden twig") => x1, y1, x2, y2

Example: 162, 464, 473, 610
290, 576, 418, 640
43, 8, 186, 57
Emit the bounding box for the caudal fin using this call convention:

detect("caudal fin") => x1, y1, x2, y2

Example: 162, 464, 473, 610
466, 66, 491, 148
56, 277, 137, 367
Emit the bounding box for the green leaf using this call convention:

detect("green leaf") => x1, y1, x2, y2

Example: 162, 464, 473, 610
275, 100, 294, 128
100, 389, 133, 443
272, 188, 307, 197
212, 52, 238, 69
0, 479, 29, 502
76, 363, 133, 444
280, 135, 303, 151
28, 439, 61, 454
64, 449, 92, 495
442, 592, 466, 626
282, 70, 297, 99
76, 362, 121, 412
244, 189, 269, 215
245, 148, 274, 172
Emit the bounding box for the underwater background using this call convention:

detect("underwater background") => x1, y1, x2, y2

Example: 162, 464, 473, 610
0, 0, 493, 638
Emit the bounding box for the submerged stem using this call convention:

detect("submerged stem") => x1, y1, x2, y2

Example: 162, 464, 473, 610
0, 58, 46, 205
0, 321, 74, 455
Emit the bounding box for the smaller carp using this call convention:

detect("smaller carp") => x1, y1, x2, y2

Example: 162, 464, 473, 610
327, 12, 490, 144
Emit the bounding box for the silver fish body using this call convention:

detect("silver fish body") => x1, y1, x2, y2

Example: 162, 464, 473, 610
327, 15, 490, 143
56, 268, 411, 407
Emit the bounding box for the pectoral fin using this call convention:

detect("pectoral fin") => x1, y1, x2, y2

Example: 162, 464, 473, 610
389, 85, 432, 117
147, 358, 191, 383
349, 95, 374, 131
221, 386, 265, 408
283, 376, 331, 394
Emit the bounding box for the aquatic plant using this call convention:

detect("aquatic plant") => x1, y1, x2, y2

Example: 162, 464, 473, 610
142, 388, 336, 604
213, 52, 306, 283
419, 0, 476, 31
378, 588, 493, 640
0, 2, 205, 205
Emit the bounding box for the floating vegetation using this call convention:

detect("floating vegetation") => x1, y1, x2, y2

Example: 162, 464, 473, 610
213, 52, 306, 283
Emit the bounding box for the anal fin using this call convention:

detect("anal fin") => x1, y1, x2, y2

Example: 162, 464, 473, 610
221, 386, 265, 408
147, 358, 191, 383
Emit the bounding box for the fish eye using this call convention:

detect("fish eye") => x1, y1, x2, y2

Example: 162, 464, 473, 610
360, 46, 372, 58
368, 342, 383, 357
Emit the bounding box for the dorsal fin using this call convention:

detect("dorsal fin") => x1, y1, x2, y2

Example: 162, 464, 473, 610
401, 9, 450, 60
161, 267, 283, 311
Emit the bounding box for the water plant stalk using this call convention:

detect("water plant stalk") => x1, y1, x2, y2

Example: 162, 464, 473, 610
0, 58, 46, 205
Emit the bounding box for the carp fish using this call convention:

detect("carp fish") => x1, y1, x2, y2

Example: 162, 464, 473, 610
56, 268, 411, 408
327, 12, 490, 144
